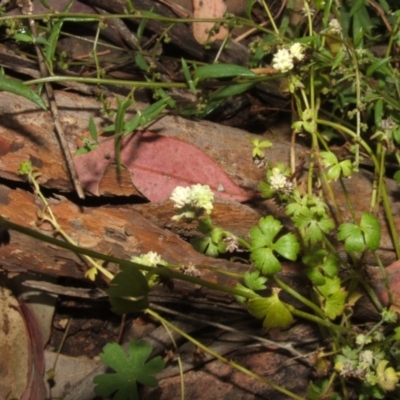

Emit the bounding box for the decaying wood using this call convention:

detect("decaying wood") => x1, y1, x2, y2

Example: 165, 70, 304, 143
0, 87, 397, 322
87, 0, 249, 64
0, 89, 399, 268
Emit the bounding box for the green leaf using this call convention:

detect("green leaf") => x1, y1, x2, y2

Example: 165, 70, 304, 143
293, 209, 335, 245
374, 98, 384, 128
250, 216, 283, 249
44, 19, 64, 71
234, 282, 256, 304
107, 265, 149, 314
12, 33, 34, 43
272, 233, 299, 261
320, 151, 338, 167
317, 276, 347, 319
323, 288, 347, 319
326, 164, 341, 181
339, 159, 353, 177
135, 53, 149, 71
338, 222, 364, 252
307, 267, 326, 286
124, 98, 169, 135
317, 276, 341, 298
181, 58, 197, 92
360, 212, 381, 250
394, 327, 400, 341
194, 64, 257, 80
88, 116, 98, 142
0, 68, 47, 110
199, 82, 255, 117
248, 293, 293, 330
243, 270, 267, 291
191, 236, 226, 257
366, 57, 391, 78
251, 248, 282, 275
93, 339, 165, 400
250, 216, 299, 274
395, 170, 400, 184
321, 254, 339, 278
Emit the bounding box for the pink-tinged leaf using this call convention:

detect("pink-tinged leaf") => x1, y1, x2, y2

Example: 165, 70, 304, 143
74, 131, 253, 203
373, 260, 400, 308
0, 286, 46, 400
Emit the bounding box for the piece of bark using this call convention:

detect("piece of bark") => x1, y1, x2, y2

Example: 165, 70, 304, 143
0, 89, 399, 266
86, 0, 249, 65
0, 183, 251, 280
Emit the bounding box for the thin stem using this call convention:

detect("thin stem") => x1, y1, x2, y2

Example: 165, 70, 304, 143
0, 216, 258, 299
260, 0, 279, 36
274, 277, 325, 318
146, 308, 305, 400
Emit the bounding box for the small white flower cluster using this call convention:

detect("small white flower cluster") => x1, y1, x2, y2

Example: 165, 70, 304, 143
328, 18, 342, 34
181, 264, 201, 278
170, 184, 214, 220
223, 236, 240, 252
131, 251, 164, 267
272, 43, 305, 73
269, 167, 293, 194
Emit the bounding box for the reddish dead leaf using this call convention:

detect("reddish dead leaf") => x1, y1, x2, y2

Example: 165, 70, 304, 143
0, 285, 46, 400
74, 131, 253, 202
372, 260, 400, 309
18, 298, 47, 400
192, 0, 228, 44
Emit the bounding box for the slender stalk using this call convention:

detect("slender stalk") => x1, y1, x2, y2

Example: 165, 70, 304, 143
146, 308, 305, 400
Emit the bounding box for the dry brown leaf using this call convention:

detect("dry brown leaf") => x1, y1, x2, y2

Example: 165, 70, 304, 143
0, 284, 31, 399
0, 283, 46, 400
192, 0, 229, 44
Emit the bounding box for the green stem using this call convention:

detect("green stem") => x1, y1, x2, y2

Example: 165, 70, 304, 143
289, 307, 352, 334
274, 276, 325, 318
317, 119, 400, 258
0, 217, 258, 300
260, 0, 279, 36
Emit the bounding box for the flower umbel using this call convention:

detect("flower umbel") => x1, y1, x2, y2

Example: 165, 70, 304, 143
272, 48, 294, 73
272, 43, 305, 73
269, 167, 293, 194
131, 251, 164, 267
289, 43, 305, 61
170, 186, 192, 209
170, 184, 214, 220
190, 184, 214, 214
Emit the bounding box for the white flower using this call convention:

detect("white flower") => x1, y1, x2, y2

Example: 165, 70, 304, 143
289, 43, 305, 61
170, 184, 214, 220
328, 18, 342, 34
272, 48, 294, 73
170, 186, 192, 208
182, 264, 201, 278
190, 184, 214, 214
131, 251, 163, 267
223, 236, 239, 252
269, 168, 290, 190
359, 350, 374, 366
355, 334, 372, 346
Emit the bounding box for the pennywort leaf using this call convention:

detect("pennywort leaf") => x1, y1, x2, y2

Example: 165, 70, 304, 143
248, 291, 293, 330
250, 216, 299, 275
338, 212, 380, 253
93, 339, 165, 400
107, 265, 149, 314
243, 270, 268, 291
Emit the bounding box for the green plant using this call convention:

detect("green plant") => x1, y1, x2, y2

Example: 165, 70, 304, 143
93, 339, 165, 400
3, 1, 400, 398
